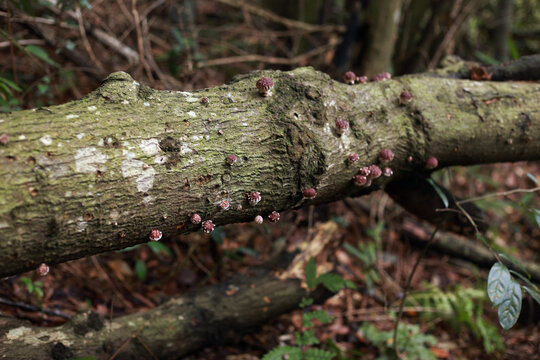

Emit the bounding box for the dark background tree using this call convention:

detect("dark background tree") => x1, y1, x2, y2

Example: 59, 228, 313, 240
0, 0, 539, 359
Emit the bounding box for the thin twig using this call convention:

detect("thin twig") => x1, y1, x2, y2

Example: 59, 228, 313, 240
215, 0, 345, 33
197, 43, 337, 68
0, 296, 71, 319
108, 321, 149, 360
456, 186, 540, 205
131, 0, 145, 79
75, 7, 104, 71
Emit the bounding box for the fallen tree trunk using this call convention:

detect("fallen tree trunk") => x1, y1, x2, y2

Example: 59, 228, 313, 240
0, 222, 339, 359
0, 264, 331, 359
0, 67, 539, 277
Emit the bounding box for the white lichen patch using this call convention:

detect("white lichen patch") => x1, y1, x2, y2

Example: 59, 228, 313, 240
142, 196, 155, 206
88, 105, 97, 111
66, 114, 79, 119
178, 91, 193, 97
191, 135, 202, 141
187, 111, 197, 118
144, 102, 150, 107
76, 217, 87, 232
121, 156, 156, 193
180, 143, 193, 155
65, 191, 72, 197
122, 100, 130, 105
18, 135, 26, 140
6, 326, 33, 341
0, 221, 9, 229
57, 143, 63, 147
98, 138, 104, 146
5, 326, 72, 346
76, 133, 85, 139
75, 147, 108, 173
154, 155, 167, 164
139, 138, 161, 155
40, 135, 53, 146
186, 96, 199, 103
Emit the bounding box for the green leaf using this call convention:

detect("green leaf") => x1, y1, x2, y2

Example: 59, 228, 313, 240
299, 297, 314, 308
507, 37, 520, 60
34, 286, 44, 298
497, 280, 522, 330
499, 253, 530, 278
303, 348, 335, 360
509, 270, 539, 292
210, 226, 225, 244
427, 178, 449, 208
302, 309, 334, 327
532, 208, 540, 228
305, 258, 317, 290
343, 242, 368, 264
146, 241, 172, 256
487, 263, 511, 306
25, 45, 58, 66
261, 346, 301, 360
0, 77, 22, 92
135, 260, 147, 281
295, 329, 319, 346
524, 286, 540, 307
317, 273, 348, 293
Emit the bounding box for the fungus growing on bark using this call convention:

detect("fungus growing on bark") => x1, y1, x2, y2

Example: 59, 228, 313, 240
268, 211, 280, 223
379, 148, 394, 163
372, 72, 391, 81
247, 191, 261, 206
149, 229, 162, 241
220, 200, 230, 210
399, 91, 413, 105
335, 119, 349, 135
343, 71, 356, 85
359, 167, 371, 177
302, 188, 317, 199
226, 154, 237, 165
256, 77, 274, 97
254, 215, 263, 224
191, 213, 202, 224
368, 165, 382, 179
37, 263, 49, 276
425, 156, 438, 169
0, 134, 9, 145
201, 97, 209, 105
383, 167, 393, 177
353, 175, 368, 186
356, 76, 368, 84
202, 220, 215, 233
348, 153, 360, 164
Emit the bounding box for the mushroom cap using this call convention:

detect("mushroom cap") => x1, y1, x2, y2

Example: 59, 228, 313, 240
149, 229, 163, 241
302, 188, 317, 199
268, 211, 280, 222
256, 77, 274, 91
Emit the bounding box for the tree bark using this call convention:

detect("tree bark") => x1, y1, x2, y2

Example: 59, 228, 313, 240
0, 67, 539, 278
359, 0, 403, 76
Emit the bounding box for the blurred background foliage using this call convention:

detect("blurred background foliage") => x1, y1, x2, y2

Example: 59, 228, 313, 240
1, 0, 539, 111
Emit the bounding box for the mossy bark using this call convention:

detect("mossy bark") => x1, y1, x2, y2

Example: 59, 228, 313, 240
0, 68, 539, 278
